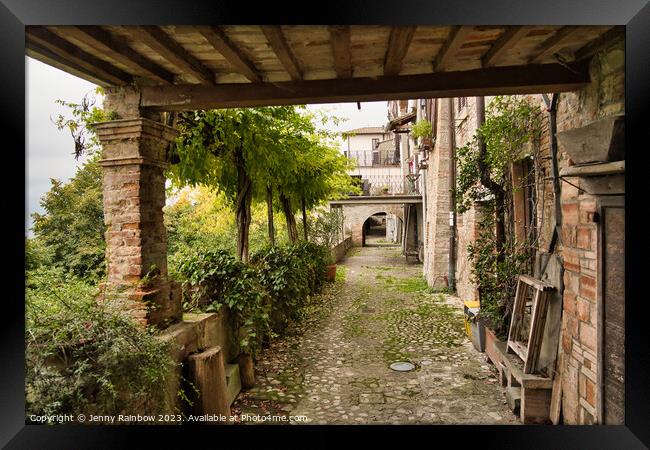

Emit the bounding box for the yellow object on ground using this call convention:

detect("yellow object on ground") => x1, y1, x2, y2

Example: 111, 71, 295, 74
463, 300, 481, 339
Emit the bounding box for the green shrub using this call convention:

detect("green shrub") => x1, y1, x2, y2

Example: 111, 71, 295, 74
25, 267, 176, 419
468, 216, 530, 339
291, 241, 328, 294
251, 245, 307, 332
176, 248, 271, 356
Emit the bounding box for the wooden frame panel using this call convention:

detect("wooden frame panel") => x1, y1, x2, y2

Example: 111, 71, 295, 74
507, 275, 555, 374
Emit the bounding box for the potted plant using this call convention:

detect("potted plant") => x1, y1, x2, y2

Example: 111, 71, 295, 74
325, 253, 337, 282
311, 209, 344, 282
411, 119, 434, 149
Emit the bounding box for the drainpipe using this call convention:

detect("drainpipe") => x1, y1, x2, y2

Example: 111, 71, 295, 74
543, 95, 562, 231
448, 98, 457, 292
541, 93, 562, 274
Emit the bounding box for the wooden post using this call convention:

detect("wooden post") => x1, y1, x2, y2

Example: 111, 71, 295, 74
187, 346, 231, 423
237, 353, 255, 390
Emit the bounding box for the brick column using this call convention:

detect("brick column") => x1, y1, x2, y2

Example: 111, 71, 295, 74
94, 118, 181, 327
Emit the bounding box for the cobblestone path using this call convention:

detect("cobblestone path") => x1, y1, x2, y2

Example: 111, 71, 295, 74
231, 243, 518, 425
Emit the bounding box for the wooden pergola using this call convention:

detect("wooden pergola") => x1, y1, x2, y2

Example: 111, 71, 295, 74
26, 25, 622, 110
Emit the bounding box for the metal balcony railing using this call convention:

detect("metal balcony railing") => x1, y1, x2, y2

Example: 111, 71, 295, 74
350, 174, 421, 196
345, 150, 400, 167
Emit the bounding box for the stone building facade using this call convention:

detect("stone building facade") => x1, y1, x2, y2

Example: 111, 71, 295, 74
418, 36, 625, 425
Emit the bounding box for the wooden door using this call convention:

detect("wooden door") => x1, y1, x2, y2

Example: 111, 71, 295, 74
600, 198, 625, 424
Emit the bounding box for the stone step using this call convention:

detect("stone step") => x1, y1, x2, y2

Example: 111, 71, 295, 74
225, 363, 242, 406
506, 386, 522, 415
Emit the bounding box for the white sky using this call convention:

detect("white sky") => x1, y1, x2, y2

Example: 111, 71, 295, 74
25, 56, 389, 234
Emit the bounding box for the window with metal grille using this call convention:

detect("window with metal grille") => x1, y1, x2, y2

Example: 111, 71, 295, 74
372, 150, 380, 166
512, 157, 537, 251
457, 97, 467, 112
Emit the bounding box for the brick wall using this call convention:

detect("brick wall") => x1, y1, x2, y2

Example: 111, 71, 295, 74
555, 37, 624, 424
422, 98, 452, 288
425, 37, 623, 424
450, 96, 483, 301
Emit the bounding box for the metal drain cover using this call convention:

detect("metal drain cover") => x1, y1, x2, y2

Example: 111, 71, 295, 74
390, 361, 415, 372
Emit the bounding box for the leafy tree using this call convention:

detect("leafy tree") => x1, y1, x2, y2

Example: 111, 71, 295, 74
273, 110, 357, 242
171, 106, 356, 259
31, 155, 106, 281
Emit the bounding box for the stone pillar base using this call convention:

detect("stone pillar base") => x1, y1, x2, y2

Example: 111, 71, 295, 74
99, 280, 182, 328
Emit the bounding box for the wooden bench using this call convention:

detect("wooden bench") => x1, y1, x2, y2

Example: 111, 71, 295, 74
494, 341, 553, 424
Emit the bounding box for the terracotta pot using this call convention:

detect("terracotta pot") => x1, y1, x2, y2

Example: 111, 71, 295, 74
326, 264, 337, 282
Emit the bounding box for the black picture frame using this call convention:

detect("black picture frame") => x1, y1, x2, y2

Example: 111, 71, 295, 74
3, 1, 648, 447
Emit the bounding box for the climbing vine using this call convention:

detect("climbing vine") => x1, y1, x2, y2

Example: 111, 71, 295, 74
52, 88, 119, 159
455, 96, 544, 337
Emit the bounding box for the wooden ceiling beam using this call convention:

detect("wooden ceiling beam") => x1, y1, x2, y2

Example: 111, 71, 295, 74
328, 25, 352, 78
26, 26, 132, 86
126, 26, 215, 85
482, 26, 529, 67
52, 26, 176, 84
433, 26, 474, 72
260, 25, 302, 81
574, 26, 623, 61
140, 61, 590, 111
383, 26, 417, 76
529, 26, 582, 64
196, 26, 262, 83
26, 41, 115, 87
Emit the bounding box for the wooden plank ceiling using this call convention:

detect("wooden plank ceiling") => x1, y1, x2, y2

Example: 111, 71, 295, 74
25, 25, 622, 110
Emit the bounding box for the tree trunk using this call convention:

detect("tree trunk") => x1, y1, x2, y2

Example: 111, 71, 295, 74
266, 185, 275, 246
235, 147, 253, 263
280, 192, 298, 243
476, 96, 506, 262
301, 197, 308, 241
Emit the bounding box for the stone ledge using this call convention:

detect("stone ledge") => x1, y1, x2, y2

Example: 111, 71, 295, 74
159, 311, 232, 362
99, 156, 169, 169
93, 117, 178, 143
559, 160, 624, 177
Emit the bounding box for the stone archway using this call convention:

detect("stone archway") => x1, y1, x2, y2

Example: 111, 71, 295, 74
341, 204, 404, 246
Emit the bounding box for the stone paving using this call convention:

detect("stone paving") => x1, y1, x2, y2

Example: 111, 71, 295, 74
231, 239, 519, 425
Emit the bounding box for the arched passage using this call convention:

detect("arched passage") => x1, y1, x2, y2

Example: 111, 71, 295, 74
342, 203, 404, 247
362, 212, 387, 246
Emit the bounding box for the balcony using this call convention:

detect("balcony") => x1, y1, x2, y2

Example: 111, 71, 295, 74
350, 173, 420, 196
346, 149, 400, 167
